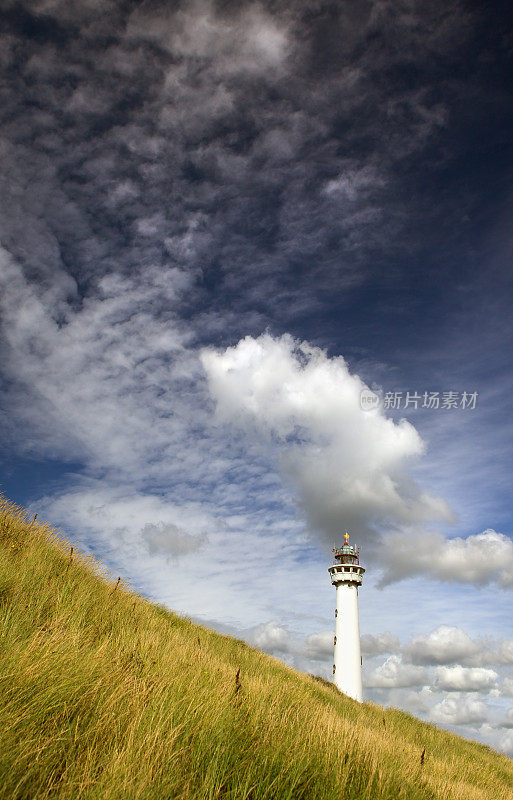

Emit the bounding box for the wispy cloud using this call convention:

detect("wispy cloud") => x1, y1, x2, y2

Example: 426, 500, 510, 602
0, 0, 474, 313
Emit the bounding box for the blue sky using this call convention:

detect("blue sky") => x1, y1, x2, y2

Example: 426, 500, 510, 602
0, 0, 513, 755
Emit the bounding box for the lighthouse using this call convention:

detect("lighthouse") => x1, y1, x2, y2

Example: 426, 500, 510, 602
328, 531, 365, 702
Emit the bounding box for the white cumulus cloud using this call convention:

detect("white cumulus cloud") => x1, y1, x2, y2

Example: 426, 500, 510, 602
303, 629, 400, 660
201, 333, 453, 554
497, 641, 513, 664
430, 696, 488, 726
304, 630, 333, 659
247, 621, 293, 654
361, 631, 400, 656
499, 730, 513, 757
406, 626, 481, 665
434, 666, 498, 692
365, 655, 429, 688
379, 529, 513, 587
202, 334, 513, 590
502, 708, 513, 729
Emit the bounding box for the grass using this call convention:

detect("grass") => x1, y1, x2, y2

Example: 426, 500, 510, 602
0, 495, 512, 800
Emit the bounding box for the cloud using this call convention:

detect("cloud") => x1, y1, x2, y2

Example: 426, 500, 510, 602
0, 0, 475, 335
501, 708, 513, 729
499, 730, 513, 757
201, 334, 513, 590
502, 678, 513, 696
404, 626, 513, 670
434, 666, 498, 692
497, 641, 513, 665
32, 482, 317, 629
430, 696, 488, 726
365, 656, 429, 688
323, 163, 385, 200
127, 1, 290, 74
0, 247, 199, 476
361, 631, 400, 657
301, 629, 400, 661
304, 630, 333, 659
33, 485, 214, 554
246, 621, 294, 655
406, 626, 481, 665
378, 529, 513, 588
141, 522, 206, 559
364, 685, 445, 719
201, 333, 453, 553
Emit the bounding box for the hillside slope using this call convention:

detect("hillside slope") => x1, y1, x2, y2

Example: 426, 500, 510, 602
0, 496, 512, 800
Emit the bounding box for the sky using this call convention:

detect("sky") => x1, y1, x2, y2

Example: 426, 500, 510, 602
1, 0, 513, 756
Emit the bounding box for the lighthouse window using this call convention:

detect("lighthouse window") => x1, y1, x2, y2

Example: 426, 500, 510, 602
344, 567, 350, 572
335, 609, 338, 617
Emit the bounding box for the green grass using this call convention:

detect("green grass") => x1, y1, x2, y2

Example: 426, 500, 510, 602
0, 495, 512, 800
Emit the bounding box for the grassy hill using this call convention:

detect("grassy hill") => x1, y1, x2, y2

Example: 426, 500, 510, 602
0, 496, 512, 800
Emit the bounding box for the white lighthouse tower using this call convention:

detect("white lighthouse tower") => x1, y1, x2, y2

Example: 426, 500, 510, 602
328, 531, 365, 702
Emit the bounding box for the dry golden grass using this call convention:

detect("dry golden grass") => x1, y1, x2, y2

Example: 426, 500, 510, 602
0, 495, 512, 800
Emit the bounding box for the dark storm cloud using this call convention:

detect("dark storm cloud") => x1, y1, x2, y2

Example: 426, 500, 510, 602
0, 0, 483, 330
